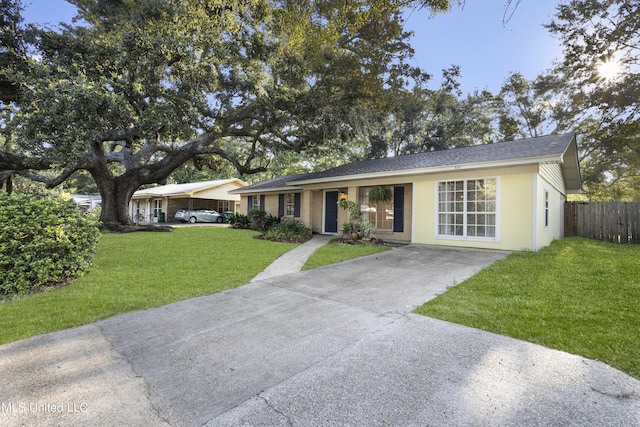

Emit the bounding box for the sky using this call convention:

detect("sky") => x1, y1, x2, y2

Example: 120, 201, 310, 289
21, 0, 565, 95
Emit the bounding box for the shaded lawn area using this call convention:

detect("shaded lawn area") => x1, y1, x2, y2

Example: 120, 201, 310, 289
0, 228, 296, 345
302, 240, 390, 270
415, 237, 640, 380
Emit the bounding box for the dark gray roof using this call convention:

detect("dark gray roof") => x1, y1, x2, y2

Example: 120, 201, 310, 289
236, 133, 580, 192
233, 173, 307, 192
292, 133, 577, 183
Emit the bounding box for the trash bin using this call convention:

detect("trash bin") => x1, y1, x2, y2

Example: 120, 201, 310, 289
157, 212, 165, 223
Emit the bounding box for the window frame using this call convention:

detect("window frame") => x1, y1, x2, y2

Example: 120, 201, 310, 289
284, 193, 295, 216
218, 200, 230, 213
435, 177, 499, 242
544, 188, 550, 229
359, 187, 394, 231
153, 198, 163, 216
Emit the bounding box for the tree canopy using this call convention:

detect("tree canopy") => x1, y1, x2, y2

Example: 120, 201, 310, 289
545, 0, 639, 199
0, 0, 458, 227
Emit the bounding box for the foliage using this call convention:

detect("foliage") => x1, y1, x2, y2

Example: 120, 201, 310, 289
0, 227, 296, 344
492, 72, 564, 140
362, 69, 495, 157
302, 240, 389, 270
0, 192, 101, 297
265, 218, 312, 242
542, 0, 640, 200
248, 208, 280, 232
341, 222, 353, 234
0, 0, 456, 228
228, 213, 250, 229
337, 197, 362, 220
358, 220, 376, 239
0, 0, 27, 104
367, 186, 392, 203
415, 237, 640, 380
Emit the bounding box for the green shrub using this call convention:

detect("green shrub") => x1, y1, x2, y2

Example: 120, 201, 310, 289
228, 213, 250, 229
0, 192, 101, 297
265, 219, 312, 242
248, 208, 280, 232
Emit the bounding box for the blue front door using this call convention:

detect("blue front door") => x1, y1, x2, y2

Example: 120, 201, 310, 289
324, 191, 338, 233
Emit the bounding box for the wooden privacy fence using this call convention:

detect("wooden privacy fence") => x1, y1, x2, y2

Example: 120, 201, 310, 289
565, 201, 640, 244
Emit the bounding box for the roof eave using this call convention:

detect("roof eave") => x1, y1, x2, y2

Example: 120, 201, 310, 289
289, 155, 564, 186
230, 185, 304, 194
560, 135, 583, 194
132, 178, 247, 198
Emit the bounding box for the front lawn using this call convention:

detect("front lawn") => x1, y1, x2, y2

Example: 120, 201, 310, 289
0, 228, 296, 345
302, 240, 390, 270
415, 237, 640, 380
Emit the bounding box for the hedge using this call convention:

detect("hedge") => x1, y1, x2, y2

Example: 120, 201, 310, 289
0, 192, 101, 297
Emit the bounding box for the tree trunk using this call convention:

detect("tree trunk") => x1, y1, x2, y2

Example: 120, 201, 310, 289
94, 173, 139, 230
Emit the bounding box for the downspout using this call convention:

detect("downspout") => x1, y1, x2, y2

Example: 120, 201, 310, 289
532, 173, 538, 251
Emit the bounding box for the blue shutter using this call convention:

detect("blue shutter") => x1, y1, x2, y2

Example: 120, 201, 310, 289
247, 196, 253, 214
278, 194, 285, 217
393, 186, 404, 232
294, 193, 301, 217
259, 195, 265, 211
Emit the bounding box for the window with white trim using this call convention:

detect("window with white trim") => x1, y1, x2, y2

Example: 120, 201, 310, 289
544, 189, 550, 229
437, 178, 497, 239
218, 200, 230, 213
359, 187, 394, 231
285, 193, 295, 216
250, 195, 259, 209
153, 199, 163, 216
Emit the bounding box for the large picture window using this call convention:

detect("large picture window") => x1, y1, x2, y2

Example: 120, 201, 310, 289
437, 178, 497, 239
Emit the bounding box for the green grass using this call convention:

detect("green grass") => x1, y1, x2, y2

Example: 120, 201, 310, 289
415, 237, 640, 379
0, 228, 296, 345
302, 240, 390, 270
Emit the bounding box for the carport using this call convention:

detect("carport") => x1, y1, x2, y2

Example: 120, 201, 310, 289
129, 178, 247, 222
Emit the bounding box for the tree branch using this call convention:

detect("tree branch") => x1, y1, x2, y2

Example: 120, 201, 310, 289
0, 151, 52, 171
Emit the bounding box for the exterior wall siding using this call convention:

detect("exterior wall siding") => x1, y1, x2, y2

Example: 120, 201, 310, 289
539, 163, 566, 194
535, 174, 565, 249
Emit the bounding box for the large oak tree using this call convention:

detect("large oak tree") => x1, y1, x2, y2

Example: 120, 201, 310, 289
1, 0, 454, 228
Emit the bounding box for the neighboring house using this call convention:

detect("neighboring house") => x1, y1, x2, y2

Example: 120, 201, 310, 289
71, 194, 101, 213
231, 134, 582, 251
129, 179, 247, 223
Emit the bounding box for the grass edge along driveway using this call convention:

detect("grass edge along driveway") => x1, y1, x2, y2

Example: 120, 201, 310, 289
0, 228, 297, 345
415, 237, 640, 380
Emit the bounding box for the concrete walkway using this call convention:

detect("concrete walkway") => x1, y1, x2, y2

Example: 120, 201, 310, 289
1, 244, 639, 426
251, 234, 333, 282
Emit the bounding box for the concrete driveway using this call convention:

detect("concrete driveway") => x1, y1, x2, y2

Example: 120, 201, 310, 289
1, 245, 639, 426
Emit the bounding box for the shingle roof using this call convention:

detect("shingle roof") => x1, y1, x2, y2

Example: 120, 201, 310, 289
236, 133, 580, 192
232, 174, 307, 192
133, 178, 245, 197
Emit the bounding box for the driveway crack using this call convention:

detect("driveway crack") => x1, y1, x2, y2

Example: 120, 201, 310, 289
258, 394, 294, 426
95, 323, 173, 426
